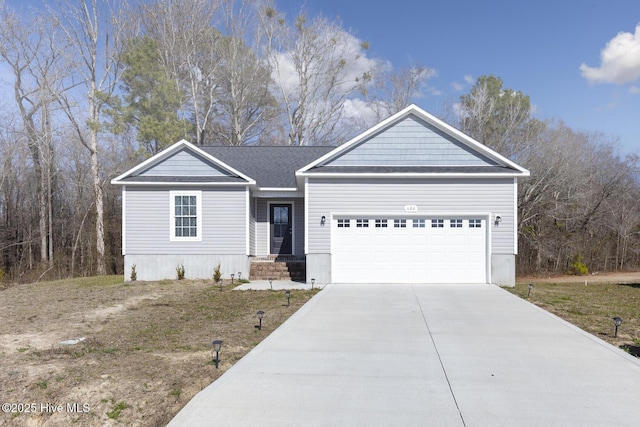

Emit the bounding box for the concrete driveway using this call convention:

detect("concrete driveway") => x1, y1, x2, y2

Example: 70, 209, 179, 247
169, 283, 640, 426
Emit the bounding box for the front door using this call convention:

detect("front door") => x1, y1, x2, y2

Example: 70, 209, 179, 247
270, 204, 292, 255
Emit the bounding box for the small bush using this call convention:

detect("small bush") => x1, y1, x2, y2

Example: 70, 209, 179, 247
569, 254, 588, 276
176, 263, 185, 280
130, 264, 137, 281
213, 263, 222, 284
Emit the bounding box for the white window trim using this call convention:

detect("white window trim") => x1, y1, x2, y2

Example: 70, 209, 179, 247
169, 190, 202, 242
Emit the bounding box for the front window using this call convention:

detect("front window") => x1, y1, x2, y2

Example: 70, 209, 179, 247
170, 191, 202, 241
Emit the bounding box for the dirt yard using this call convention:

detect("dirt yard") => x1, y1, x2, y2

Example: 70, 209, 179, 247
519, 271, 640, 284
1, 272, 637, 426
0, 276, 318, 426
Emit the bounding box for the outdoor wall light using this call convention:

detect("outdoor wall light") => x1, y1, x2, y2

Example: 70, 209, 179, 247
285, 290, 291, 307
527, 283, 534, 298
230, 273, 235, 284
321, 215, 326, 226
212, 339, 223, 369
256, 310, 265, 330
311, 278, 315, 289
494, 214, 502, 226
612, 317, 623, 337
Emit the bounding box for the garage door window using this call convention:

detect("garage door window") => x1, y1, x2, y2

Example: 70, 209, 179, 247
431, 219, 444, 228
413, 219, 426, 228
469, 219, 482, 228
338, 219, 350, 228
356, 219, 369, 228
394, 219, 407, 228
450, 219, 463, 228
375, 219, 388, 228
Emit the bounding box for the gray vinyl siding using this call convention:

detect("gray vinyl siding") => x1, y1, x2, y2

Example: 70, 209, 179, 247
307, 177, 515, 255
256, 199, 268, 255
255, 198, 304, 256
125, 186, 246, 255
138, 148, 234, 177
327, 116, 497, 167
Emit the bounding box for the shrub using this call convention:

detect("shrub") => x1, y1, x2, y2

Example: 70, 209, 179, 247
213, 263, 222, 284
176, 263, 185, 280
130, 264, 137, 282
569, 254, 588, 276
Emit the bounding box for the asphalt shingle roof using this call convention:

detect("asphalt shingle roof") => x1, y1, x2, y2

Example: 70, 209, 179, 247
200, 146, 334, 188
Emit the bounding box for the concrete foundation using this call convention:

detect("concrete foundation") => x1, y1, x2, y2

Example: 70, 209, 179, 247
491, 254, 515, 286
306, 253, 331, 285
124, 254, 251, 281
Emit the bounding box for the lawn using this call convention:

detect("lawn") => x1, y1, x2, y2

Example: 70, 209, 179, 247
508, 278, 640, 357
0, 277, 319, 426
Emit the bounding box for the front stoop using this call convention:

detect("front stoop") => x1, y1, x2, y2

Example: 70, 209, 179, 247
249, 256, 306, 282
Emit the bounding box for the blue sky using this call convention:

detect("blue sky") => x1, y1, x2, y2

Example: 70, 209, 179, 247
278, 0, 640, 154
2, 1, 638, 153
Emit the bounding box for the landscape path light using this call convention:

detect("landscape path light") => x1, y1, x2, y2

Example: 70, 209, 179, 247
212, 340, 223, 369
256, 310, 265, 330
285, 290, 291, 307
230, 273, 235, 284
238, 272, 242, 281
527, 283, 533, 298
269, 278, 273, 290
311, 278, 315, 289
612, 317, 623, 337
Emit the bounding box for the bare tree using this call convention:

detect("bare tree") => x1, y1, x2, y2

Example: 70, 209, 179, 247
260, 5, 375, 145
50, 0, 129, 275
363, 64, 434, 122
0, 5, 63, 268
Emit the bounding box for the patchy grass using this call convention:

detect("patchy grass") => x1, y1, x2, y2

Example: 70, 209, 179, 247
507, 280, 640, 357
0, 277, 318, 426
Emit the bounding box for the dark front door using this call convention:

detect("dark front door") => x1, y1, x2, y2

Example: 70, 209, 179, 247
270, 204, 292, 255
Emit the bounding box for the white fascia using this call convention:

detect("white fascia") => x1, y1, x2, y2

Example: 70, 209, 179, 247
114, 181, 253, 187
297, 172, 528, 179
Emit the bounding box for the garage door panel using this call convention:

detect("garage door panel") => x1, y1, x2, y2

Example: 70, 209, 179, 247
332, 217, 487, 283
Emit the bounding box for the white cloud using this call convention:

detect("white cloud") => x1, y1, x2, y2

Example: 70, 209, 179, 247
451, 81, 463, 91
341, 98, 378, 126
630, 85, 640, 94
464, 75, 474, 84
580, 23, 640, 84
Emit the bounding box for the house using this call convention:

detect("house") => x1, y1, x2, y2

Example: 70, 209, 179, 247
111, 105, 530, 286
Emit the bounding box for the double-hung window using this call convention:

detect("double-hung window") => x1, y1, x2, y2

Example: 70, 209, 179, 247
170, 191, 202, 241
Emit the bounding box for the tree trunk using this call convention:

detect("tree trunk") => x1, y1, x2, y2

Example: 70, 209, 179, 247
89, 94, 106, 276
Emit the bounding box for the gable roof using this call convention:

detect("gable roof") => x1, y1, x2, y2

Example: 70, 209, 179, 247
111, 140, 256, 186
298, 104, 530, 178
110, 140, 334, 189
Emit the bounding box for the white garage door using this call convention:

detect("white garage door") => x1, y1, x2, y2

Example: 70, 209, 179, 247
331, 217, 487, 283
